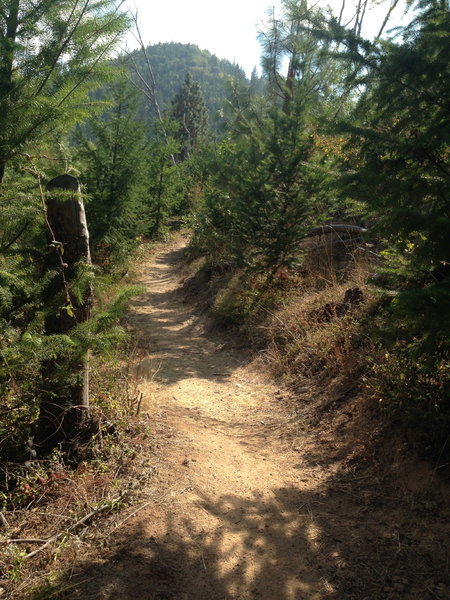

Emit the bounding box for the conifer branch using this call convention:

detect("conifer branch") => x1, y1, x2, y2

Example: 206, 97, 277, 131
34, 0, 88, 97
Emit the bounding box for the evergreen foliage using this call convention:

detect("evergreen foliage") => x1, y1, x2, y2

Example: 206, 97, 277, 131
146, 120, 187, 238
336, 0, 450, 351
0, 1, 131, 455
0, 0, 128, 182
191, 2, 338, 277
76, 81, 149, 269
128, 42, 254, 130
171, 72, 209, 160
325, 0, 450, 455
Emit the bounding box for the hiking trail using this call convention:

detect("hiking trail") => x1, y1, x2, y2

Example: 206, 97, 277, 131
67, 235, 450, 600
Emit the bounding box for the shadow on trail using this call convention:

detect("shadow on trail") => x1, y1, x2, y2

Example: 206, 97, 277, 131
58, 478, 449, 600
126, 246, 242, 387
61, 486, 345, 600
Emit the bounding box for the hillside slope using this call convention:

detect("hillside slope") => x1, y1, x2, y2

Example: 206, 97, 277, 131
128, 42, 258, 128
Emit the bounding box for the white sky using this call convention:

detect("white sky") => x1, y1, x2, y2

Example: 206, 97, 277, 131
123, 1, 409, 78
124, 0, 283, 77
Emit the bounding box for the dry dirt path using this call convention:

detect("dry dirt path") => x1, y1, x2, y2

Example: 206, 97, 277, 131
82, 236, 340, 600
65, 237, 450, 600
121, 237, 332, 600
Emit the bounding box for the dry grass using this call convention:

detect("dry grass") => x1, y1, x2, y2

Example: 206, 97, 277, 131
182, 243, 382, 394
204, 249, 381, 389
261, 280, 378, 381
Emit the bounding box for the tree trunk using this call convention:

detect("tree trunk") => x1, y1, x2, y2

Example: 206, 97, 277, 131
154, 166, 164, 237
36, 175, 94, 450
0, 1, 20, 184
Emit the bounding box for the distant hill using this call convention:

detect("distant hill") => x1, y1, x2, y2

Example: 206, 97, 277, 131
127, 42, 260, 130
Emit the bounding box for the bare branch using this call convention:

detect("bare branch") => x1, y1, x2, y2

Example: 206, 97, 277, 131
357, 0, 369, 37
128, 11, 176, 165
0, 220, 31, 252
376, 0, 401, 40
338, 0, 346, 25
2, 538, 47, 544
22, 493, 127, 560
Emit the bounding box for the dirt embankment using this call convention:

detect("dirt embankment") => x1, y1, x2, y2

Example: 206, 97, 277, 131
65, 236, 450, 600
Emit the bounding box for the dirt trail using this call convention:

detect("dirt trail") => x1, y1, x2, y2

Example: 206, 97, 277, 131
67, 237, 450, 600
124, 236, 328, 600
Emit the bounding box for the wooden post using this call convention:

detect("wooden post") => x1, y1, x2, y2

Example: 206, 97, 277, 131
37, 175, 94, 449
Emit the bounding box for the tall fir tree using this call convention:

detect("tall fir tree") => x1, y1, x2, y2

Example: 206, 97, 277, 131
0, 0, 128, 182
191, 1, 337, 276
170, 72, 209, 160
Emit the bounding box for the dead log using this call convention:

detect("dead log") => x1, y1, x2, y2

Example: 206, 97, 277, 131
305, 224, 367, 238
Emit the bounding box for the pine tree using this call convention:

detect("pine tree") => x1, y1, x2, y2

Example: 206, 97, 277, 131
77, 81, 149, 269
249, 67, 265, 97
0, 0, 128, 182
338, 0, 450, 349
192, 1, 337, 277
171, 72, 209, 160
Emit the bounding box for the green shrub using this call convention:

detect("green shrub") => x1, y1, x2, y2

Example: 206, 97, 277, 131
370, 343, 450, 461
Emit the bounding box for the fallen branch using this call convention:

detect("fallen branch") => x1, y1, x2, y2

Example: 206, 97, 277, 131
0, 511, 9, 528
110, 499, 154, 531
108, 480, 186, 533
136, 390, 144, 415
305, 224, 367, 238
20, 493, 126, 560
2, 538, 47, 544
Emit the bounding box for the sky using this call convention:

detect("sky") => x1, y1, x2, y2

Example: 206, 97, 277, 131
123, 1, 409, 78
123, 0, 281, 77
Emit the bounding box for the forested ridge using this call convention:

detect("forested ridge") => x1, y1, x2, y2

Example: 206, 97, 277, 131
0, 0, 449, 597
127, 42, 253, 129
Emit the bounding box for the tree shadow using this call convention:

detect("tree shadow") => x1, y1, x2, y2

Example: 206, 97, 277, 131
125, 247, 245, 386
55, 471, 450, 600
59, 486, 343, 600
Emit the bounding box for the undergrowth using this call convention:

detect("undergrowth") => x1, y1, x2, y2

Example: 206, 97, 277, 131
0, 340, 154, 599
368, 345, 450, 461
0, 244, 157, 598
